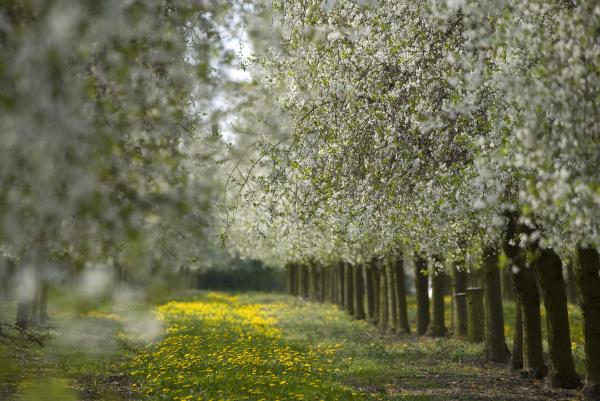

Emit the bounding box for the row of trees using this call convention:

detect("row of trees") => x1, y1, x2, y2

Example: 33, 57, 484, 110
0, 0, 253, 331
226, 1, 600, 400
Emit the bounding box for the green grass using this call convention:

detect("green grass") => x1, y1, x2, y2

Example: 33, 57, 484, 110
0, 292, 586, 401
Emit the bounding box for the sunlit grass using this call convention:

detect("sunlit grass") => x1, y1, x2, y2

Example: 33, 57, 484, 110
1, 291, 586, 400
127, 292, 366, 400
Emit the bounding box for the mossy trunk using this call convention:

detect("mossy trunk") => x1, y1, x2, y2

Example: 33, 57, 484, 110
364, 264, 375, 322
386, 258, 398, 332
354, 264, 366, 319
394, 255, 410, 334
453, 262, 468, 337
466, 287, 484, 343
532, 247, 580, 388
503, 211, 547, 378
378, 264, 388, 331
427, 269, 446, 337
344, 263, 354, 315
512, 299, 524, 370
415, 255, 430, 335
483, 247, 510, 363
575, 246, 600, 401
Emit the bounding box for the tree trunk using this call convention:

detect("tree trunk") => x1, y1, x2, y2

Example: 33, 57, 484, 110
565, 262, 577, 305
16, 298, 32, 330
371, 265, 380, 325
364, 264, 375, 322
453, 262, 468, 337
466, 287, 484, 343
287, 264, 295, 295
37, 267, 50, 325
427, 269, 446, 337
575, 246, 600, 401
378, 264, 388, 331
532, 247, 580, 388
344, 263, 354, 315
512, 299, 524, 370
320, 265, 326, 302
483, 247, 510, 362
338, 262, 345, 308
415, 255, 430, 335
354, 264, 366, 319
501, 266, 515, 301
394, 255, 410, 334
503, 211, 547, 379
386, 258, 398, 332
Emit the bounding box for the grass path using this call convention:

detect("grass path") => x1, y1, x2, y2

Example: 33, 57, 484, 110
1, 292, 584, 400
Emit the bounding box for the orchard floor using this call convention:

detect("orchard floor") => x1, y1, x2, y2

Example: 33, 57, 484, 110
0, 292, 583, 401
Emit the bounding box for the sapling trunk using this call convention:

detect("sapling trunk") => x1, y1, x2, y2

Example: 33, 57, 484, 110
532, 247, 580, 388
575, 246, 600, 401
415, 255, 430, 335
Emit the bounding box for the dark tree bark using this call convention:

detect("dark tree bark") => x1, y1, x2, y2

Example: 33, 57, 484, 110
371, 264, 380, 325
466, 287, 484, 343
427, 268, 447, 337
378, 263, 389, 332
319, 264, 326, 302
287, 263, 295, 295
394, 254, 410, 334
565, 262, 577, 305
386, 258, 398, 332
364, 263, 375, 322
307, 263, 317, 301
532, 246, 580, 388
512, 299, 524, 370
415, 255, 430, 335
501, 266, 515, 301
354, 264, 366, 319
338, 262, 345, 307
575, 246, 600, 401
453, 262, 468, 337
483, 247, 510, 362
344, 263, 354, 315
503, 211, 547, 378
16, 297, 32, 330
